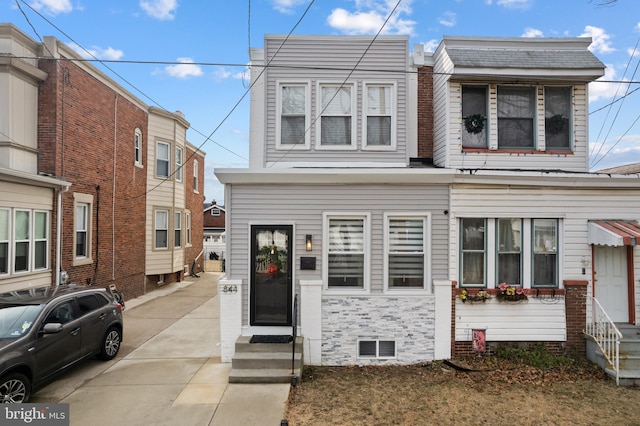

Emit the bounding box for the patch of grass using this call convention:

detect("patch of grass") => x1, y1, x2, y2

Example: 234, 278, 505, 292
493, 343, 576, 369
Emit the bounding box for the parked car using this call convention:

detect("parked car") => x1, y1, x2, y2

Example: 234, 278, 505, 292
0, 284, 124, 403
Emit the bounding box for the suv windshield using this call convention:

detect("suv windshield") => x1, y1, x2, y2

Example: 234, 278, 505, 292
0, 305, 44, 339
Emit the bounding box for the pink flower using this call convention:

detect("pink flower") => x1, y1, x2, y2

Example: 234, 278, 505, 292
515, 286, 524, 295
498, 282, 508, 291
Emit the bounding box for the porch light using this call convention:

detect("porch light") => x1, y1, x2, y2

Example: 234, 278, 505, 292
305, 234, 313, 251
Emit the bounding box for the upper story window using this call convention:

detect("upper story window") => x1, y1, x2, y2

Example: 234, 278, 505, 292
318, 83, 355, 149
462, 86, 488, 148
193, 160, 199, 193
211, 208, 220, 216
278, 83, 309, 149
545, 87, 571, 150
364, 83, 396, 150
134, 129, 143, 166
497, 86, 535, 149
156, 141, 170, 179
175, 146, 183, 182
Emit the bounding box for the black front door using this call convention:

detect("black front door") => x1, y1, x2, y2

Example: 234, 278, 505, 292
250, 225, 293, 326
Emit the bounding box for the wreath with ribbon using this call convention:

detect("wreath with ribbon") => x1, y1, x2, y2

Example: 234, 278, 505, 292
546, 114, 568, 134
463, 114, 485, 134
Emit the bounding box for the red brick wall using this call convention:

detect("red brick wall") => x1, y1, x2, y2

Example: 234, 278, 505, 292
564, 280, 588, 356
38, 57, 148, 300
185, 145, 205, 274
203, 207, 225, 229
417, 66, 434, 160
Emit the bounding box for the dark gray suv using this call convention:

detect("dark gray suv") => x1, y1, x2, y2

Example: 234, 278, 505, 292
0, 285, 124, 403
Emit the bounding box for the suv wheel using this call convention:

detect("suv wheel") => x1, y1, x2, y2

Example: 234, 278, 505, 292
99, 327, 122, 360
0, 373, 31, 403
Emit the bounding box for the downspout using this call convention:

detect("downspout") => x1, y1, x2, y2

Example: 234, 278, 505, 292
55, 185, 68, 286
112, 95, 118, 281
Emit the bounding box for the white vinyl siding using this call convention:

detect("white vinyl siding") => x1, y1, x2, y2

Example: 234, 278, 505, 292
364, 83, 396, 150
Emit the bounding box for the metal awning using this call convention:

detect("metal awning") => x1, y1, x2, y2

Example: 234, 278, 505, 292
587, 220, 640, 246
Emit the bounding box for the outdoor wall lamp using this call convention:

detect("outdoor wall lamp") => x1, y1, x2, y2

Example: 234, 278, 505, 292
305, 234, 313, 251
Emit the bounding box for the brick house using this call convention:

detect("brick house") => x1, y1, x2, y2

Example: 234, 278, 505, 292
0, 24, 204, 300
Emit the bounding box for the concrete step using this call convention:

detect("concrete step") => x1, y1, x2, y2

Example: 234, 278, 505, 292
232, 351, 303, 370
229, 368, 301, 384
605, 367, 640, 386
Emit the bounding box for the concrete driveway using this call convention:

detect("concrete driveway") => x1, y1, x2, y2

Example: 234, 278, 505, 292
29, 272, 290, 426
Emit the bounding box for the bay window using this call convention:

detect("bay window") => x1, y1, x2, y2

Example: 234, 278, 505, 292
175, 146, 183, 182
14, 210, 30, 273
174, 211, 182, 248
156, 141, 170, 178
34, 211, 48, 270
0, 209, 8, 274
155, 210, 169, 249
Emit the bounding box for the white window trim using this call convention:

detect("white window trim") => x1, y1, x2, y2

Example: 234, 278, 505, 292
175, 146, 183, 182
185, 211, 192, 247
73, 193, 93, 266
134, 128, 143, 167
357, 339, 397, 360
154, 209, 169, 250
156, 141, 171, 179
383, 213, 431, 294
322, 212, 370, 294
315, 82, 357, 151
13, 209, 30, 274
362, 81, 397, 151
542, 85, 573, 152
174, 211, 182, 248
33, 210, 49, 271
0, 208, 9, 276
276, 80, 311, 150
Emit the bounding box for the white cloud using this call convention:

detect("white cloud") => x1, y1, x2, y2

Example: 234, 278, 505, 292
496, 0, 530, 9
628, 47, 640, 57
213, 67, 246, 82
69, 43, 124, 60
422, 39, 439, 52
140, 0, 178, 20
581, 26, 615, 54
272, 0, 307, 14
521, 27, 543, 38
29, 0, 72, 14
327, 0, 416, 35
589, 64, 629, 103
438, 11, 456, 28
164, 58, 203, 79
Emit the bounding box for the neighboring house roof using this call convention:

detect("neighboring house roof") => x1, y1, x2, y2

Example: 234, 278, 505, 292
204, 203, 226, 212
445, 48, 604, 71
596, 163, 640, 174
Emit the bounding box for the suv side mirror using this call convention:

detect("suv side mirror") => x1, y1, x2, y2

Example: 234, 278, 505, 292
42, 323, 64, 334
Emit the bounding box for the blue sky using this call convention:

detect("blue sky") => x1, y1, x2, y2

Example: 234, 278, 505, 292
5, 0, 640, 203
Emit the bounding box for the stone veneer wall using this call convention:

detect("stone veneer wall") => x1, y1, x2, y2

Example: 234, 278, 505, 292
322, 296, 436, 365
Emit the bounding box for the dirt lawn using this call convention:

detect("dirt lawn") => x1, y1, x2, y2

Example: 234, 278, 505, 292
284, 356, 640, 425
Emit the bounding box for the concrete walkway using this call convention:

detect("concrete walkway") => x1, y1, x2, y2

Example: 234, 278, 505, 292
31, 272, 291, 426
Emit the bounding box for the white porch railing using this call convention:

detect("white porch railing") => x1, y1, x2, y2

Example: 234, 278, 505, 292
585, 296, 622, 385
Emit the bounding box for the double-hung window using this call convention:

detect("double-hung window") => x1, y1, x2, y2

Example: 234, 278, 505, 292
364, 83, 395, 149
34, 211, 48, 270
278, 83, 309, 148
174, 211, 182, 248
186, 212, 192, 246
326, 215, 367, 289
462, 85, 488, 148
134, 129, 142, 166
0, 209, 8, 275
319, 83, 355, 148
386, 215, 428, 289
73, 193, 93, 265
175, 146, 183, 182
532, 219, 558, 287
497, 86, 535, 149
460, 218, 486, 287
14, 210, 30, 273
156, 141, 170, 179
544, 87, 571, 150
155, 210, 169, 249
193, 160, 199, 193
497, 219, 522, 285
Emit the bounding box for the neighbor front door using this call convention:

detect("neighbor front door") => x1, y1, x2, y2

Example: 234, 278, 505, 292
594, 245, 629, 323
250, 225, 293, 326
